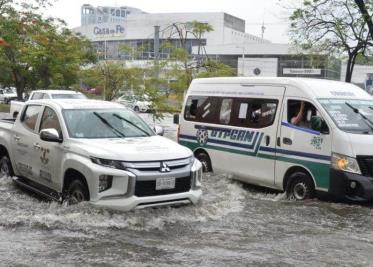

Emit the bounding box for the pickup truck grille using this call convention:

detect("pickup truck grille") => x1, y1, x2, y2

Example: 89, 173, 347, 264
122, 157, 191, 171
357, 156, 373, 177
124, 157, 193, 197
134, 176, 191, 197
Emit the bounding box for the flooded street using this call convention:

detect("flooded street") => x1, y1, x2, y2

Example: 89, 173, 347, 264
1, 114, 373, 266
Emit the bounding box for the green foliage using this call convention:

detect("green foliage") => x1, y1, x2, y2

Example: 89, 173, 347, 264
289, 0, 373, 82
0, 4, 96, 98
80, 61, 144, 101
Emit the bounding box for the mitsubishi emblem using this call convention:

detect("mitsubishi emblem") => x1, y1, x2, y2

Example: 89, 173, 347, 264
160, 162, 171, 172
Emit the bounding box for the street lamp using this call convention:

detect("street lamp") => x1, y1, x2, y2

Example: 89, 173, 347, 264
236, 45, 245, 76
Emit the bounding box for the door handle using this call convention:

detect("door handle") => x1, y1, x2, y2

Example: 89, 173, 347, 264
283, 137, 293, 145
33, 143, 41, 150
265, 135, 270, 146
14, 135, 20, 141
277, 137, 281, 147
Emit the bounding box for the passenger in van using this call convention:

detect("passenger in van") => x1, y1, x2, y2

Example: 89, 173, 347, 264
290, 101, 305, 126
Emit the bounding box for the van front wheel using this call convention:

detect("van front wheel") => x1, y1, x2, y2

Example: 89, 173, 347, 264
195, 151, 212, 172
286, 172, 315, 200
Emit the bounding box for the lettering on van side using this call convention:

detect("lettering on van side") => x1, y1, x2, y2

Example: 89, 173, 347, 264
195, 125, 258, 146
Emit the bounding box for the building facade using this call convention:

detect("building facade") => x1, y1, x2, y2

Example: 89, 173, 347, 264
75, 4, 341, 81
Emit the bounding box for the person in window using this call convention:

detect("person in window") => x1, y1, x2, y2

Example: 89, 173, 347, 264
290, 101, 305, 126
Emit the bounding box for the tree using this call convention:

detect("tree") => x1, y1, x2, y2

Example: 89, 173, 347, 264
355, 0, 373, 40
163, 21, 234, 102
0, 7, 96, 99
290, 0, 372, 82
80, 61, 144, 101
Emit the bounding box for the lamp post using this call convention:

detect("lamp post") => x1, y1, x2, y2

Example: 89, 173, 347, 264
236, 45, 245, 76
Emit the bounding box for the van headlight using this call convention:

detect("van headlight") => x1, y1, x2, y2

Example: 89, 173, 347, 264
191, 158, 203, 188
331, 153, 361, 175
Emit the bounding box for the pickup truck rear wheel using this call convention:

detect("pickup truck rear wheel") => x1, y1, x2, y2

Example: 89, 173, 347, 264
134, 106, 140, 112
66, 180, 89, 205
0, 155, 14, 177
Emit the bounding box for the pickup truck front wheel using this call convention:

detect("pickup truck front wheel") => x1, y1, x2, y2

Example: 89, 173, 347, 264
66, 180, 89, 205
0, 155, 14, 177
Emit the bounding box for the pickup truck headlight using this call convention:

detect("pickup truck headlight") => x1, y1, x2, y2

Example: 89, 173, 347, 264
191, 158, 203, 188
91, 157, 124, 170
331, 153, 361, 175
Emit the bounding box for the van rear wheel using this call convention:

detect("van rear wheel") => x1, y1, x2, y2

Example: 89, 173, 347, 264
286, 172, 315, 200
195, 151, 212, 172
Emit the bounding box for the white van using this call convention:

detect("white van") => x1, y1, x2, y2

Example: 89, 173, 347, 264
177, 77, 373, 201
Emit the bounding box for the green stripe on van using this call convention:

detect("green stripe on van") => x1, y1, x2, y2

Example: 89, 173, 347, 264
181, 140, 330, 190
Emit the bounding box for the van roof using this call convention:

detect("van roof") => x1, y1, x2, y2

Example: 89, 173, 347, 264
190, 77, 371, 99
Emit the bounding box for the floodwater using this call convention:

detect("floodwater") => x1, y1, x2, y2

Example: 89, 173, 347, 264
1, 114, 373, 266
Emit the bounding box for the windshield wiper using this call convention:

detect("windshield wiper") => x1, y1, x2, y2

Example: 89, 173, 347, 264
113, 113, 150, 136
93, 112, 126, 138
345, 102, 373, 132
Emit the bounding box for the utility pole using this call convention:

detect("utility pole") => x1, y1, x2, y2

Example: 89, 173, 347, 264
261, 22, 266, 40
154, 25, 160, 79
236, 45, 245, 76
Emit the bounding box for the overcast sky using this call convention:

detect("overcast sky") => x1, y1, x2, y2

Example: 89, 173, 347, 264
44, 0, 291, 43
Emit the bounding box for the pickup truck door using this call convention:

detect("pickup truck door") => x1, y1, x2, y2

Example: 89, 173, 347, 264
12, 104, 43, 180
36, 106, 64, 191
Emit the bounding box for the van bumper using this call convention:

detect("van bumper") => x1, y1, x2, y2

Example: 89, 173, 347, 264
90, 189, 202, 212
329, 169, 373, 201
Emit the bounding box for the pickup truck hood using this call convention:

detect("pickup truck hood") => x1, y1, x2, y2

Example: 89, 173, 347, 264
70, 135, 193, 161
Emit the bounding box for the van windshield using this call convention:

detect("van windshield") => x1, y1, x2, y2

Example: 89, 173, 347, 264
63, 109, 154, 138
319, 98, 373, 134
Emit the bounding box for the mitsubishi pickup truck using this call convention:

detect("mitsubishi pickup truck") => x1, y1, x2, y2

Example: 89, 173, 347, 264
0, 99, 202, 211
10, 90, 86, 118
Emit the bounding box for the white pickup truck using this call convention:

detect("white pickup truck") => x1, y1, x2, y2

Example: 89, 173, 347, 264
0, 99, 202, 211
10, 90, 86, 118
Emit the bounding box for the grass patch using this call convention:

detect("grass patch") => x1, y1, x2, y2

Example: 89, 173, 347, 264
0, 104, 10, 113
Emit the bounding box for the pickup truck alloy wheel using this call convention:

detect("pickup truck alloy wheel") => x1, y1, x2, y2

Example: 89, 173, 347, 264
66, 180, 88, 205
287, 172, 315, 200
0, 155, 13, 177
134, 106, 140, 112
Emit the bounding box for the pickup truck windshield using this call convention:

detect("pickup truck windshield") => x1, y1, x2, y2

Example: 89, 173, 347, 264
63, 109, 154, 138
319, 98, 373, 134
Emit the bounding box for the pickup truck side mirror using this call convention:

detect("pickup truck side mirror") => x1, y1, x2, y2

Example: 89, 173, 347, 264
154, 125, 164, 136
40, 128, 63, 143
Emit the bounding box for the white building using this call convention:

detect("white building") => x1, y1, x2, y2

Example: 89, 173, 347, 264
74, 4, 340, 81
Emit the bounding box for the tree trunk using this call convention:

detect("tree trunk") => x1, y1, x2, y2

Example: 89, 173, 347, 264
355, 0, 373, 40
12, 69, 25, 100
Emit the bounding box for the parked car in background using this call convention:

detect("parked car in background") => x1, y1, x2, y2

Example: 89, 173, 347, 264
0, 87, 17, 104
10, 90, 86, 118
115, 93, 152, 112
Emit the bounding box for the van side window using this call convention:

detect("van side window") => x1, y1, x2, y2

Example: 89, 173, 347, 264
231, 99, 278, 128
219, 98, 233, 124
288, 100, 319, 129
184, 96, 220, 124
21, 105, 42, 131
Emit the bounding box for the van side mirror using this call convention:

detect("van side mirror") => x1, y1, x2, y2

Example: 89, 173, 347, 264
311, 116, 329, 134
40, 128, 62, 143
173, 114, 179, 124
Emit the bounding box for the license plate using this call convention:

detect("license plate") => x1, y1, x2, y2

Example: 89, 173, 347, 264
156, 177, 175, 190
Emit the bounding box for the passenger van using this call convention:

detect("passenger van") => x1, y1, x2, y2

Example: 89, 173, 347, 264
176, 77, 373, 201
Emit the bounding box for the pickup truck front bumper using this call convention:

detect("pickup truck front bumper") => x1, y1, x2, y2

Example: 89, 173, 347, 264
92, 189, 202, 211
